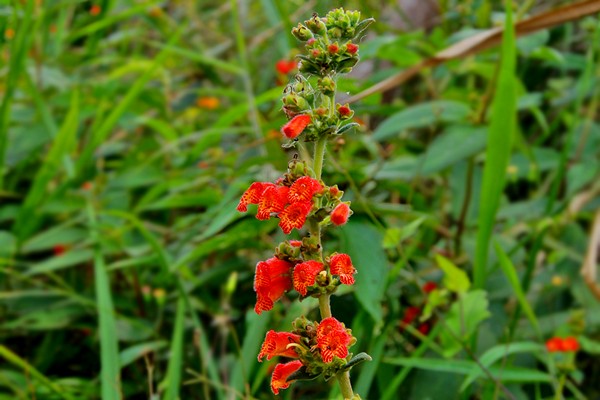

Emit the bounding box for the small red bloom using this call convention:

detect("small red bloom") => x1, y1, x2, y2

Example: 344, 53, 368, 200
561, 336, 580, 352
275, 59, 297, 75
545, 337, 563, 353
271, 360, 303, 395
289, 240, 302, 247
53, 244, 67, 256
279, 201, 312, 234
258, 330, 301, 362
423, 281, 437, 293
337, 104, 352, 117
316, 317, 352, 363
293, 260, 324, 296
81, 181, 93, 190
311, 49, 321, 57
331, 203, 350, 226
329, 253, 356, 285
306, 38, 316, 46
346, 43, 359, 54
281, 114, 311, 139
256, 185, 289, 220
288, 176, 322, 203
417, 323, 430, 335
328, 43, 339, 53
237, 182, 273, 212
254, 258, 294, 314
90, 4, 101, 15
401, 306, 421, 326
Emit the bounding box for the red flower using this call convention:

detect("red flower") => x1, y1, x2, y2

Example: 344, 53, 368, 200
337, 104, 352, 117
279, 201, 312, 234
561, 336, 580, 352
331, 203, 350, 226
288, 176, 322, 203
258, 330, 301, 361
417, 323, 430, 335
423, 281, 437, 293
256, 185, 289, 220
329, 253, 356, 285
346, 43, 359, 54
254, 258, 294, 314
289, 240, 302, 247
545, 337, 563, 353
316, 317, 352, 363
275, 60, 297, 75
401, 306, 421, 326
271, 360, 303, 395
53, 244, 67, 256
328, 43, 339, 53
281, 114, 311, 139
293, 260, 324, 296
237, 182, 273, 212
90, 4, 101, 15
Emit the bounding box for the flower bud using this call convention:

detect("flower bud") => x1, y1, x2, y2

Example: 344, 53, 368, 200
345, 42, 359, 55
336, 103, 353, 119
328, 26, 343, 38
327, 43, 339, 54
282, 93, 308, 112
331, 202, 351, 226
305, 15, 327, 35
318, 77, 336, 96
281, 114, 311, 139
291, 23, 313, 41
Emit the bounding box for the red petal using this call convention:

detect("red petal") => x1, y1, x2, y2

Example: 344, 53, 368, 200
271, 360, 303, 395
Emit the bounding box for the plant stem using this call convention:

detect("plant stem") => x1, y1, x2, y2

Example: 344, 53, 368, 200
313, 135, 328, 180
318, 293, 331, 318
337, 371, 354, 399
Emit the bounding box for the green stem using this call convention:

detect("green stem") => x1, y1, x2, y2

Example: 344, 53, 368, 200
337, 371, 354, 399
313, 135, 328, 180
318, 293, 331, 318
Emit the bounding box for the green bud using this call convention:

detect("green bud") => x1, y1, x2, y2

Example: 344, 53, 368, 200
328, 26, 343, 38
318, 76, 336, 96
291, 23, 313, 41
305, 15, 327, 35
224, 272, 238, 295
283, 93, 308, 112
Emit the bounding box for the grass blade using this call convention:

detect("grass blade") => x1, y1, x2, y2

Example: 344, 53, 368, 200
87, 202, 121, 400
473, 1, 517, 289
0, 345, 77, 400
161, 296, 185, 400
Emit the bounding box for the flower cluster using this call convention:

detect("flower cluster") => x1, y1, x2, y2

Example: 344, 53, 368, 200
237, 161, 351, 234
258, 317, 355, 394
252, 250, 357, 314
545, 336, 580, 353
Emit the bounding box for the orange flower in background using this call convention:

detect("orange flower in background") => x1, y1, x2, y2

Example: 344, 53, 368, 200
288, 176, 322, 203
293, 260, 323, 296
258, 330, 301, 361
561, 336, 580, 352
329, 253, 356, 285
316, 317, 352, 363
254, 257, 293, 314
90, 5, 101, 16
281, 114, 311, 139
423, 281, 437, 293
271, 360, 303, 394
275, 59, 297, 75
196, 96, 220, 110
545, 337, 563, 352
4, 28, 15, 40
279, 201, 312, 234
331, 203, 350, 226
53, 244, 68, 256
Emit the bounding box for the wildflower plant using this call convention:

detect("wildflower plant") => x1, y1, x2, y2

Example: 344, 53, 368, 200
236, 8, 373, 398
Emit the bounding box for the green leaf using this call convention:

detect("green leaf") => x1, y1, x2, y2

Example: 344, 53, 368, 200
161, 297, 185, 400
473, 0, 517, 289
435, 254, 470, 294
439, 290, 490, 357
338, 220, 387, 323
494, 242, 541, 335
373, 100, 471, 141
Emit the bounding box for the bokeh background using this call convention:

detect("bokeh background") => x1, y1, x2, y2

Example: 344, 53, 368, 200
1, 0, 599, 399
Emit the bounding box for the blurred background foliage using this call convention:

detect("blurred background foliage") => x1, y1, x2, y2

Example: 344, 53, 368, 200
0, 0, 599, 399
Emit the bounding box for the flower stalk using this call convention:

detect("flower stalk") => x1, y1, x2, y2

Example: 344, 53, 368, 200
236, 8, 374, 397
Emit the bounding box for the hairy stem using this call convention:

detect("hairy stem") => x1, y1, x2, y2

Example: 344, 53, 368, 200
337, 371, 354, 399
313, 135, 328, 180
318, 293, 332, 318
